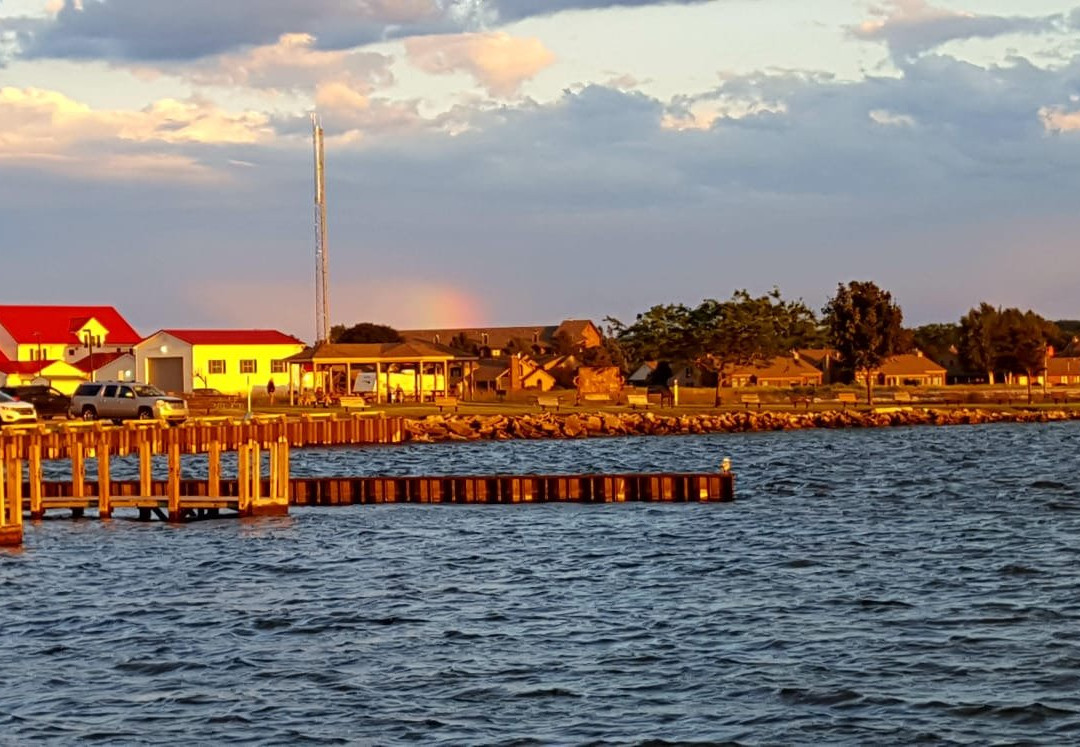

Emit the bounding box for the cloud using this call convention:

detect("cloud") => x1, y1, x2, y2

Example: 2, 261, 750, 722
141, 33, 396, 94
1040, 106, 1080, 133
851, 0, 1066, 61
6, 0, 444, 62
0, 86, 270, 178
487, 0, 713, 23
405, 32, 555, 96
3, 0, 715, 63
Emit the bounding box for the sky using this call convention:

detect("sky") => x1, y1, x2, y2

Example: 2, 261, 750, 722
1, 0, 1079, 342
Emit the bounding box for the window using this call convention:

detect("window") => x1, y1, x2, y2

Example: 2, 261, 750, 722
102, 385, 118, 397
481, 333, 489, 345
271, 360, 287, 374
208, 360, 226, 374
240, 360, 257, 374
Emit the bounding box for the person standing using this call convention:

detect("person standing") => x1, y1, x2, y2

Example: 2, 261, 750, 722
267, 378, 276, 405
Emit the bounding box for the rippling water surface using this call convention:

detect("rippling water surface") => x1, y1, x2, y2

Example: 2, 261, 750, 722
7, 422, 1080, 744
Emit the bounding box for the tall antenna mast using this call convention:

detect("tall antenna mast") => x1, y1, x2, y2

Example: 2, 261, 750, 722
312, 112, 331, 344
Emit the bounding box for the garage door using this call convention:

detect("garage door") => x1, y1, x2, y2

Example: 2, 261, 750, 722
147, 357, 184, 393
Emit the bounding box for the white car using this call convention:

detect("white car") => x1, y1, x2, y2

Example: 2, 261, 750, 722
0, 390, 37, 426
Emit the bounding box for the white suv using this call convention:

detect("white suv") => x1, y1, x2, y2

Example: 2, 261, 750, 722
0, 390, 37, 426
69, 381, 188, 423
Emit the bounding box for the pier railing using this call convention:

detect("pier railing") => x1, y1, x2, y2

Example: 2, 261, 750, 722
0, 413, 405, 462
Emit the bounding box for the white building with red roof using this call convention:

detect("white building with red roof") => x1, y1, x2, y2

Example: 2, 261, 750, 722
134, 329, 306, 394
0, 305, 142, 391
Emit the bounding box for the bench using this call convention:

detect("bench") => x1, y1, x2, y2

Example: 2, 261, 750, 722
740, 393, 762, 410
434, 396, 458, 413
338, 395, 370, 413
837, 392, 858, 408
536, 394, 561, 412
578, 393, 613, 407
186, 394, 244, 415
790, 395, 811, 410
626, 392, 652, 409
893, 391, 912, 404
1050, 392, 1071, 405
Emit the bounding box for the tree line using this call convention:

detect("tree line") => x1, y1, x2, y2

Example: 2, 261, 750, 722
607, 281, 1073, 403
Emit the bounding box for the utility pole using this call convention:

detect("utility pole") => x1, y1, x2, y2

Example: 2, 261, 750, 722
312, 113, 331, 344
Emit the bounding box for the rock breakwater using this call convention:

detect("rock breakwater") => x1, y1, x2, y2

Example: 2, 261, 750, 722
404, 407, 1080, 443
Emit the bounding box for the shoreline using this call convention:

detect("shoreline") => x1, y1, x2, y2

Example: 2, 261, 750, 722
403, 407, 1080, 442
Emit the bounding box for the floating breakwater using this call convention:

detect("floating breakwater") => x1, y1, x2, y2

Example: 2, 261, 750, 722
404, 407, 1080, 442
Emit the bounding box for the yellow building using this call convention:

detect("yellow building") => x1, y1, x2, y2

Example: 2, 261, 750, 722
135, 330, 306, 394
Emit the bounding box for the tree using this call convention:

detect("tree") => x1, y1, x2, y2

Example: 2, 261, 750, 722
689, 289, 821, 403
822, 281, 905, 404
912, 323, 959, 364
331, 322, 402, 344
958, 303, 999, 384
993, 309, 1056, 403
607, 304, 696, 364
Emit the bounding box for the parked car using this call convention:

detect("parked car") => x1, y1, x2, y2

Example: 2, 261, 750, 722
0, 385, 71, 419
0, 390, 38, 426
68, 381, 188, 423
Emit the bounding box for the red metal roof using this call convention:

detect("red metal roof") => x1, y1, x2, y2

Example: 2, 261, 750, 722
0, 359, 51, 375
155, 329, 306, 346
70, 351, 130, 373
0, 305, 141, 344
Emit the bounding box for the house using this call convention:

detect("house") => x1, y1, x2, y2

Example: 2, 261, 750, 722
728, 354, 824, 388
134, 330, 306, 394
284, 340, 478, 403
400, 319, 603, 358
1045, 356, 1080, 386
0, 304, 141, 370
0, 350, 89, 394
795, 348, 840, 384
466, 356, 558, 393
859, 351, 948, 387
628, 361, 657, 386
71, 351, 136, 387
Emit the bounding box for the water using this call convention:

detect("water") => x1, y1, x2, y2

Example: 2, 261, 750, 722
7, 421, 1080, 743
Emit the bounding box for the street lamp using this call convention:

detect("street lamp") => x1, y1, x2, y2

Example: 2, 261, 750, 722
83, 331, 95, 382
33, 331, 42, 378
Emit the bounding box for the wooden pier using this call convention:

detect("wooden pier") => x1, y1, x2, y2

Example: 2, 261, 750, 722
0, 412, 405, 462
33, 471, 735, 507
0, 415, 734, 546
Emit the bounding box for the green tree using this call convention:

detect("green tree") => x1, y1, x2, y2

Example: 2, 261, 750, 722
958, 303, 1000, 384
912, 323, 959, 364
607, 304, 696, 363
822, 281, 905, 404
331, 322, 402, 344
690, 289, 821, 403
993, 308, 1056, 403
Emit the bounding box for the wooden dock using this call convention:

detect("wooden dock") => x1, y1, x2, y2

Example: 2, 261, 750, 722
0, 412, 405, 462
0, 415, 735, 546
33, 471, 735, 507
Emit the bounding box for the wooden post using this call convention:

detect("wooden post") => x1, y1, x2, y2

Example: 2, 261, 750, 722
251, 441, 261, 504
237, 442, 251, 515
139, 439, 153, 499
97, 434, 112, 518
28, 434, 43, 520
208, 440, 221, 499
0, 441, 23, 546
71, 441, 85, 502
167, 436, 181, 522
